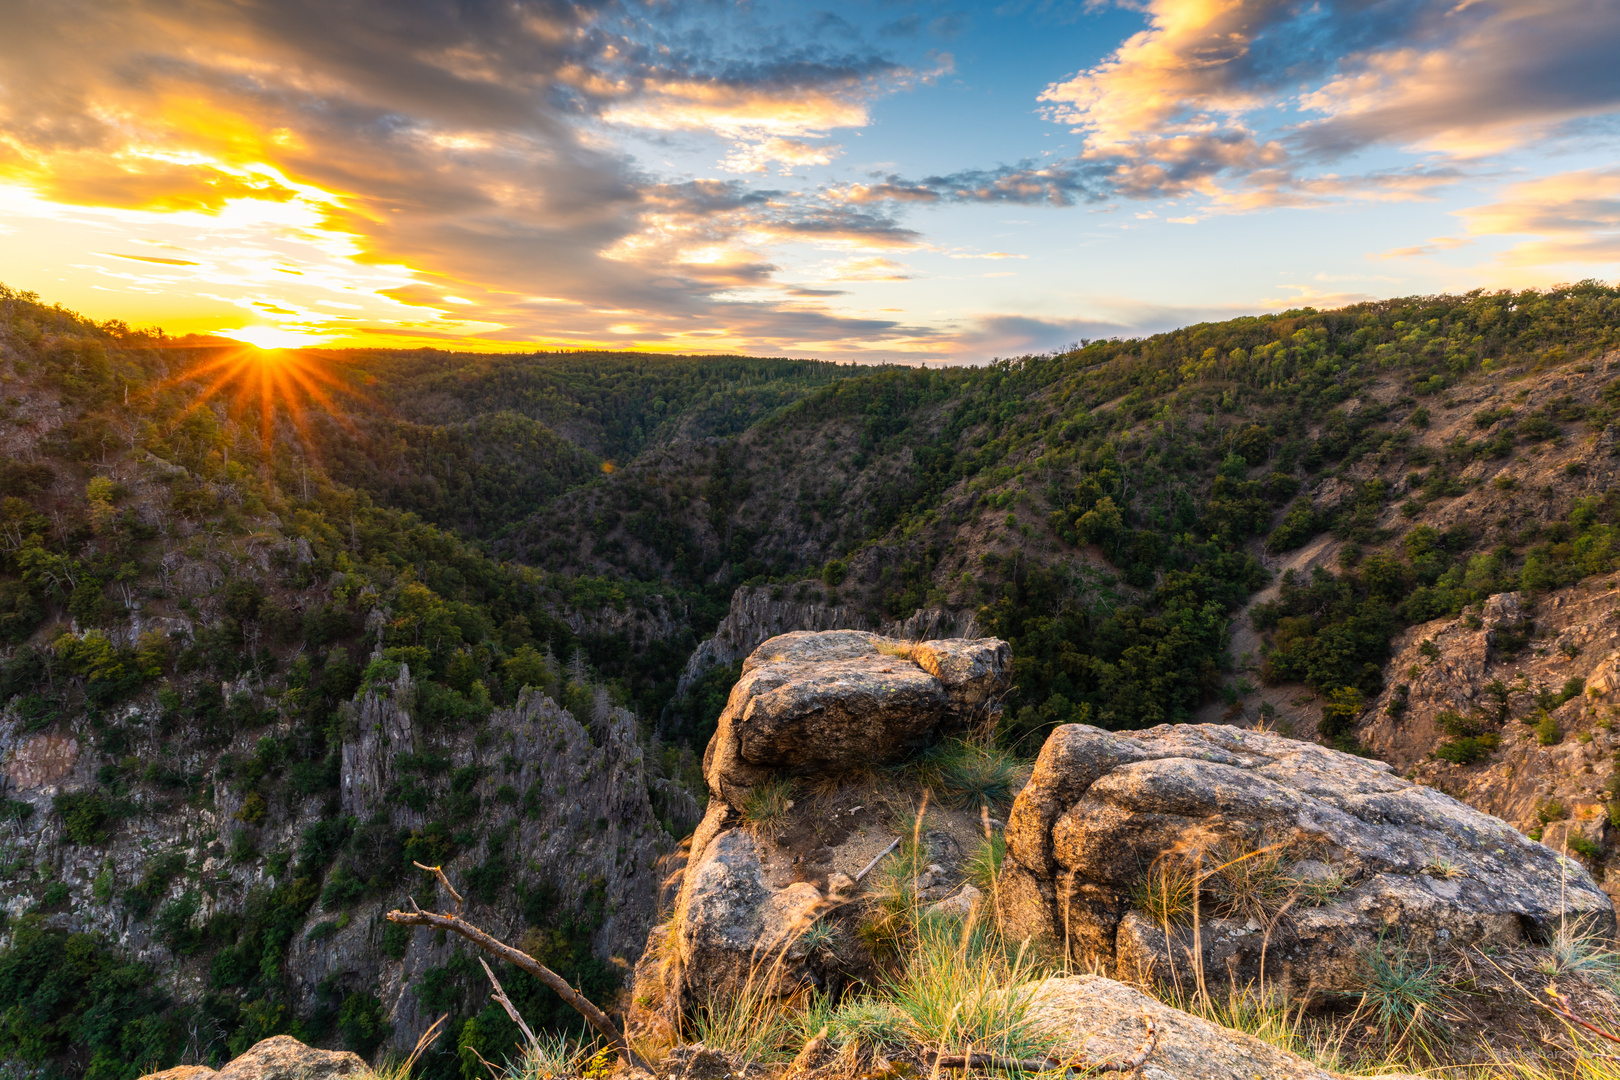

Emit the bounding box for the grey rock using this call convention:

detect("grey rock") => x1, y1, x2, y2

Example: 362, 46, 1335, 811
1001, 723, 1615, 994
671, 807, 826, 1008
1020, 976, 1424, 1080
138, 1068, 218, 1080
703, 631, 1010, 806
205, 1036, 364, 1080
673, 583, 980, 699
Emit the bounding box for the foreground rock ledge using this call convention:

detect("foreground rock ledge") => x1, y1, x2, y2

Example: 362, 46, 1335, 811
1024, 975, 1424, 1080
643, 629, 1011, 1022
1001, 723, 1617, 994
138, 1036, 365, 1080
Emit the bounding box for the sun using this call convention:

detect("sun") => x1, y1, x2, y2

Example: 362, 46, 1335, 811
154, 339, 364, 464
223, 326, 333, 350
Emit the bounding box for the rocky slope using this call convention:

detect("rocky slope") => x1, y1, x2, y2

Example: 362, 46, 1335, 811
1357, 576, 1620, 888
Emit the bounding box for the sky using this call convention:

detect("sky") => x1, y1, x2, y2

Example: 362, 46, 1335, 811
0, 0, 1617, 363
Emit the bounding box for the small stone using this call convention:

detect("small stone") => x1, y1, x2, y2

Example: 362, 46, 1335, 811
926, 883, 982, 918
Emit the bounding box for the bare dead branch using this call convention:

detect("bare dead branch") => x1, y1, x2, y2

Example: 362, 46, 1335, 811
1544, 986, 1620, 1044
480, 958, 541, 1055
923, 1013, 1157, 1076
387, 907, 650, 1072
413, 861, 464, 910
855, 837, 902, 883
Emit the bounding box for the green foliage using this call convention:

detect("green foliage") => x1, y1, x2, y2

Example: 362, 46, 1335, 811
1354, 937, 1449, 1043
123, 853, 187, 921
1537, 710, 1563, 746
0, 916, 180, 1080
54, 790, 114, 845
1433, 708, 1502, 764
337, 992, 390, 1057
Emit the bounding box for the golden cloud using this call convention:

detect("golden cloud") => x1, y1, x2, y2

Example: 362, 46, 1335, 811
1459, 167, 1620, 270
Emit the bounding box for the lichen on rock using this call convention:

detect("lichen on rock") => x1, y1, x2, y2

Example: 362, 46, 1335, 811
999, 722, 1616, 994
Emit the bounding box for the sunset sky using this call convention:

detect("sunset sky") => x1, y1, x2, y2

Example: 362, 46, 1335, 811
1, 0, 1617, 362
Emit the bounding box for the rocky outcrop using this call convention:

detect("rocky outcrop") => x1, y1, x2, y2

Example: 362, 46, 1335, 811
137, 1036, 364, 1080
703, 631, 1010, 805
1000, 723, 1615, 994
0, 663, 697, 1060
1360, 578, 1620, 887
1020, 976, 1423, 1080
674, 583, 979, 698
641, 629, 1011, 1027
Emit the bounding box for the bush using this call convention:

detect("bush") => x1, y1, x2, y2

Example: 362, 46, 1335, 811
1537, 711, 1562, 746
1434, 735, 1499, 764
1569, 835, 1602, 860
0, 916, 179, 1079
54, 790, 112, 845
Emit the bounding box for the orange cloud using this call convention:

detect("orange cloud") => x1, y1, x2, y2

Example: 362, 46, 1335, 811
1458, 167, 1620, 270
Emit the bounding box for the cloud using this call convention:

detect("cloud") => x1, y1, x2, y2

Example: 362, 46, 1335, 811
721, 137, 843, 175
0, 0, 947, 356
1030, 0, 1620, 206
1457, 167, 1620, 269
1374, 236, 1472, 260
820, 256, 912, 282
101, 252, 201, 266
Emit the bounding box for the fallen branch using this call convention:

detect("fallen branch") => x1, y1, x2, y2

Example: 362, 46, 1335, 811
855, 837, 902, 883
923, 1013, 1158, 1076
1543, 985, 1620, 1045
386, 906, 650, 1072
480, 957, 541, 1055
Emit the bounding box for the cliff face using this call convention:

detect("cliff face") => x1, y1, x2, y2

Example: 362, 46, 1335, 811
0, 668, 696, 1056
1358, 578, 1620, 890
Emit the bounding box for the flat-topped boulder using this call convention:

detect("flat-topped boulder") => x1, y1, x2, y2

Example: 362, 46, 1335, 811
703, 630, 1011, 806
137, 1037, 366, 1080
634, 630, 1009, 1025
1000, 723, 1615, 994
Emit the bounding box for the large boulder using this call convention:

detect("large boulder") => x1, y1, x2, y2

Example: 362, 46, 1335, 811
1000, 723, 1615, 994
1021, 975, 1423, 1080
676, 826, 827, 1007
138, 1037, 366, 1080
703, 631, 1011, 806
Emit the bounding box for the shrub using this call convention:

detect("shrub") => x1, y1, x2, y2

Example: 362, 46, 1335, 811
1537, 711, 1562, 746
1434, 736, 1499, 764
1569, 835, 1602, 860
54, 790, 112, 844
337, 992, 390, 1057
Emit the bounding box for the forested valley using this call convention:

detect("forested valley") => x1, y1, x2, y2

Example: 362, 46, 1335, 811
3, 280, 1620, 1080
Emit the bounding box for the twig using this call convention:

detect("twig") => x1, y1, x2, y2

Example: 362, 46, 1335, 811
1544, 986, 1620, 1044
856, 837, 902, 882
923, 1013, 1158, 1075
480, 957, 541, 1055
386, 907, 650, 1072
413, 861, 464, 910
